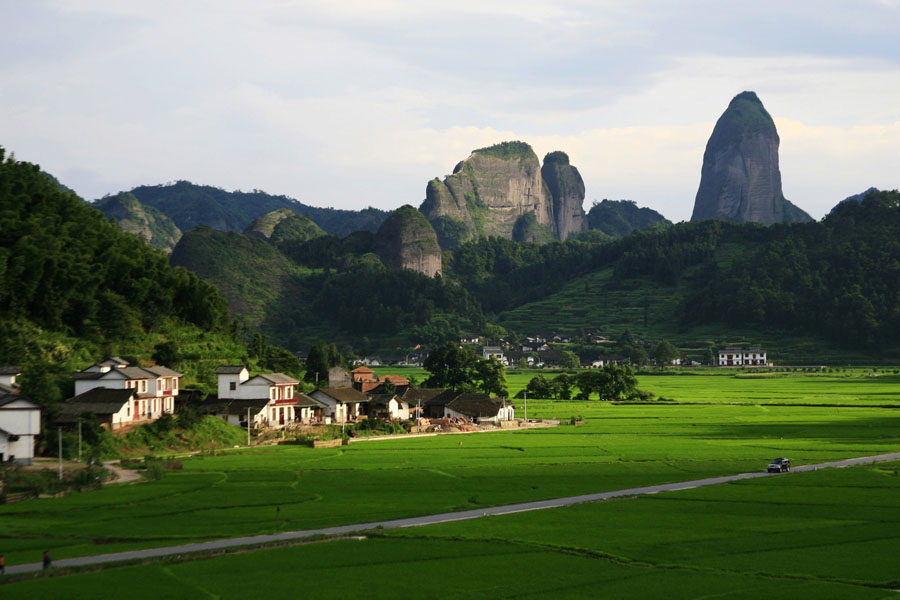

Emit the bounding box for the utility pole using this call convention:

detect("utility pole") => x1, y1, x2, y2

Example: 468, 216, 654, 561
57, 427, 63, 481
78, 418, 82, 462
523, 391, 527, 424
247, 407, 251, 446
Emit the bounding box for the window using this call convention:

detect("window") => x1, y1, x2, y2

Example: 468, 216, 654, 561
230, 382, 236, 391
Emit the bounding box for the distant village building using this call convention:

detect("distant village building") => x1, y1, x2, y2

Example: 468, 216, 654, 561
718, 347, 767, 367
0, 387, 41, 464
482, 346, 507, 365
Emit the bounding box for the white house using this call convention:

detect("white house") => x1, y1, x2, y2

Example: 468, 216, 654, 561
73, 358, 181, 421
310, 387, 370, 423
0, 393, 41, 464
213, 366, 300, 428
482, 346, 505, 360
366, 394, 410, 421
59, 388, 137, 431
718, 347, 767, 367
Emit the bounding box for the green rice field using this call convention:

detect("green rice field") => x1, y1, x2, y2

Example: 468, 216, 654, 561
3, 372, 900, 597
4, 461, 899, 598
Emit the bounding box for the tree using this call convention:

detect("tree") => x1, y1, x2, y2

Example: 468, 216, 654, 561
304, 340, 341, 385
423, 343, 477, 390
526, 374, 553, 399
474, 356, 507, 397
152, 341, 181, 367
551, 373, 573, 400
559, 350, 580, 369
651, 340, 679, 366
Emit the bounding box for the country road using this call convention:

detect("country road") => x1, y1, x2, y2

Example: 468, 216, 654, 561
6, 451, 900, 576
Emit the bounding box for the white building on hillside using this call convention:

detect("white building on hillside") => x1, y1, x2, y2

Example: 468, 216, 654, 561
213, 366, 301, 428
73, 357, 181, 421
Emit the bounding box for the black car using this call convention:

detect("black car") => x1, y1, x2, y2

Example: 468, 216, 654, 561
767, 457, 791, 473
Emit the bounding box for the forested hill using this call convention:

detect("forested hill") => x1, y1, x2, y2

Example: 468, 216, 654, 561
128, 181, 389, 237
0, 148, 238, 401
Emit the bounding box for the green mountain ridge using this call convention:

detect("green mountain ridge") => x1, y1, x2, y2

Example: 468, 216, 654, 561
125, 180, 389, 237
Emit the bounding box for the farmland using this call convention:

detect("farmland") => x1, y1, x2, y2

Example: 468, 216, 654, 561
2, 371, 900, 597
4, 461, 899, 598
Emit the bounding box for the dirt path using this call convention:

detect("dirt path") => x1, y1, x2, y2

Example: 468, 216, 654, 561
102, 461, 142, 485
6, 450, 900, 576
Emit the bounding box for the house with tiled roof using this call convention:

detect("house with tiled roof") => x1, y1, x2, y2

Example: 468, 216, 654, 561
366, 393, 410, 421
0, 392, 41, 463
310, 387, 370, 423
214, 366, 301, 428
424, 391, 514, 424
58, 388, 137, 431
72, 358, 181, 424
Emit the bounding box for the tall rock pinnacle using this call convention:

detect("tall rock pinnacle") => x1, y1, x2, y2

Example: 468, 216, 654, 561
691, 91, 812, 225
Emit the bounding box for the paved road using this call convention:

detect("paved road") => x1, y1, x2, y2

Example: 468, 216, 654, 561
7, 451, 900, 576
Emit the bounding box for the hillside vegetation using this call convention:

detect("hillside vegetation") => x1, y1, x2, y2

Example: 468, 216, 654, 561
129, 181, 388, 236
0, 148, 247, 403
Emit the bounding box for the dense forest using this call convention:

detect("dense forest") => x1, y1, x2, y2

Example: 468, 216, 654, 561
166, 187, 900, 358
128, 181, 388, 237
684, 191, 900, 349
0, 149, 242, 405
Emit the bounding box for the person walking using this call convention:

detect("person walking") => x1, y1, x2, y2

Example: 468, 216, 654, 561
42, 550, 51, 570
0, 553, 5, 575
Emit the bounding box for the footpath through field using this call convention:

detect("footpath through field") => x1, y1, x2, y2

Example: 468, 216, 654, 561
7, 451, 900, 576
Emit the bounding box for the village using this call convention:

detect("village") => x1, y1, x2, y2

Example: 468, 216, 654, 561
0, 342, 769, 466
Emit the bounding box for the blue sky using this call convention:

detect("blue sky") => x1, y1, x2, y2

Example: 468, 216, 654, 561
2, 0, 898, 221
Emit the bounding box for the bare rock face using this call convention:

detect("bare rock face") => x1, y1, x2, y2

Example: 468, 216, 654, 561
374, 205, 442, 277
419, 141, 556, 248
94, 192, 182, 253
541, 151, 586, 240
691, 91, 812, 225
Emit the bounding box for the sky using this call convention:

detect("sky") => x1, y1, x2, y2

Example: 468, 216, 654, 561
2, 1, 899, 222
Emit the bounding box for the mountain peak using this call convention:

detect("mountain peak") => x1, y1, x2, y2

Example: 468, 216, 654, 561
691, 92, 812, 225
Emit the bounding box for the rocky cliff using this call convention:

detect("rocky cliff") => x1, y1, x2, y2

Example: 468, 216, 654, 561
374, 205, 442, 277
541, 151, 586, 240
420, 141, 564, 248
244, 208, 326, 244
93, 192, 182, 252
691, 91, 812, 225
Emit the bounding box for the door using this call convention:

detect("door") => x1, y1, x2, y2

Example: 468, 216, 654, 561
279, 407, 284, 425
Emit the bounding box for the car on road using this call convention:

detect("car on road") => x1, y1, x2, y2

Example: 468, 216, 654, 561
767, 457, 791, 473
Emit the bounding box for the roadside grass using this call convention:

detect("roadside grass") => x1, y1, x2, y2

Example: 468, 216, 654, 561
3, 400, 900, 566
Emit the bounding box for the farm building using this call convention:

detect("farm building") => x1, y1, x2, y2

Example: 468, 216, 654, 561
310, 387, 370, 423
424, 391, 514, 424
58, 388, 137, 431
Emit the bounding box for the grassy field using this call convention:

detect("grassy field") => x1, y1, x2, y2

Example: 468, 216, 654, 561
4, 461, 899, 598
3, 398, 900, 566
376, 366, 900, 406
